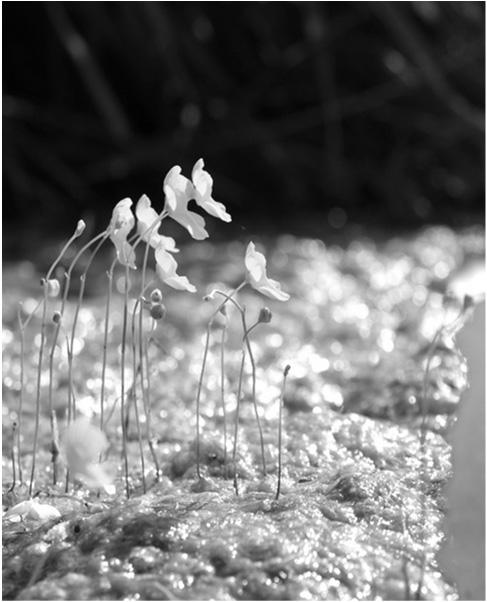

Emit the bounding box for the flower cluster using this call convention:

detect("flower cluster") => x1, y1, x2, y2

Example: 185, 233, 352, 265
108, 159, 231, 292
106, 159, 290, 303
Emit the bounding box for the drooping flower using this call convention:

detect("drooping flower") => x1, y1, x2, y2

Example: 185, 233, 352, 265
192, 159, 231, 223
155, 243, 197, 293
135, 194, 178, 252
245, 242, 290, 302
64, 418, 114, 493
163, 166, 209, 240
108, 198, 136, 269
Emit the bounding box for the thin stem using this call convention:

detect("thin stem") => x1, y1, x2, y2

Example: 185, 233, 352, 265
195, 325, 211, 481
194, 282, 246, 481
27, 222, 83, 496
232, 345, 247, 496
9, 422, 17, 492
143, 320, 160, 477
137, 238, 160, 477
120, 266, 130, 498
220, 324, 228, 479
131, 294, 148, 493
212, 290, 267, 476
29, 283, 49, 497
276, 365, 290, 500
100, 268, 114, 429
64, 232, 108, 425
240, 313, 267, 476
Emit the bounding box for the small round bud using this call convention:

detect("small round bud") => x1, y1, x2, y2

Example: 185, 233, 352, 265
46, 279, 60, 298
150, 303, 166, 321
75, 219, 86, 237
284, 364, 291, 377
463, 294, 474, 311
52, 311, 62, 324
150, 288, 163, 304
258, 307, 272, 324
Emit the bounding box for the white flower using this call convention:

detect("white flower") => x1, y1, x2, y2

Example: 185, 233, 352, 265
135, 194, 178, 252
163, 166, 209, 240
192, 159, 231, 223
64, 418, 114, 493
108, 198, 136, 269
245, 242, 290, 302
155, 243, 196, 293
4, 500, 61, 522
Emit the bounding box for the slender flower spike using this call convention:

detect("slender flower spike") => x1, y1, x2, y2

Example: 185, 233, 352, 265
245, 242, 290, 301
155, 243, 197, 293
108, 198, 136, 269
164, 166, 209, 240
192, 159, 232, 223
135, 194, 178, 252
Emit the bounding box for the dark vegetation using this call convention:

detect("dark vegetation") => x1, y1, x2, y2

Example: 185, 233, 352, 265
3, 1, 485, 260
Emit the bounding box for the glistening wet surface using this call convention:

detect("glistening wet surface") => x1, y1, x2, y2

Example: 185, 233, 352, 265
2, 225, 484, 600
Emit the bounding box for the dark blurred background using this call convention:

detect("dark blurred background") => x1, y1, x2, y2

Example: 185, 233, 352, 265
3, 1, 485, 258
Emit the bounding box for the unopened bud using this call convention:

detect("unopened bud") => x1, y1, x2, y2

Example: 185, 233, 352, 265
75, 219, 86, 237
463, 294, 474, 311
46, 279, 60, 298
150, 303, 166, 321
284, 364, 291, 377
150, 288, 163, 304
52, 311, 62, 324
258, 307, 272, 324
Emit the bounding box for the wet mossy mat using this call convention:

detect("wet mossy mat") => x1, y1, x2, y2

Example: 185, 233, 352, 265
2, 225, 484, 600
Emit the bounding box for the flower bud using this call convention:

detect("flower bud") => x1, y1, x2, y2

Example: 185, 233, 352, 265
258, 307, 272, 324
463, 294, 474, 311
284, 364, 291, 377
46, 279, 60, 298
75, 219, 86, 237
150, 288, 163, 304
150, 303, 166, 321
52, 311, 62, 324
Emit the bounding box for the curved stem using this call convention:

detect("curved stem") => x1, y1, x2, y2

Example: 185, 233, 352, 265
212, 290, 267, 476
26, 222, 84, 496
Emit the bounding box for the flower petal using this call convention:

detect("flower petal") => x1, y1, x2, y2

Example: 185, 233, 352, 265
109, 198, 136, 268
245, 241, 290, 301
155, 245, 196, 293
192, 159, 232, 223
136, 194, 163, 248
164, 166, 209, 240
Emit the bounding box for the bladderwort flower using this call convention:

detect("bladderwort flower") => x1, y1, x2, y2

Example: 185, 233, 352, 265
108, 198, 136, 269
192, 158, 232, 223
164, 166, 209, 240
245, 242, 290, 302
163, 159, 232, 240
